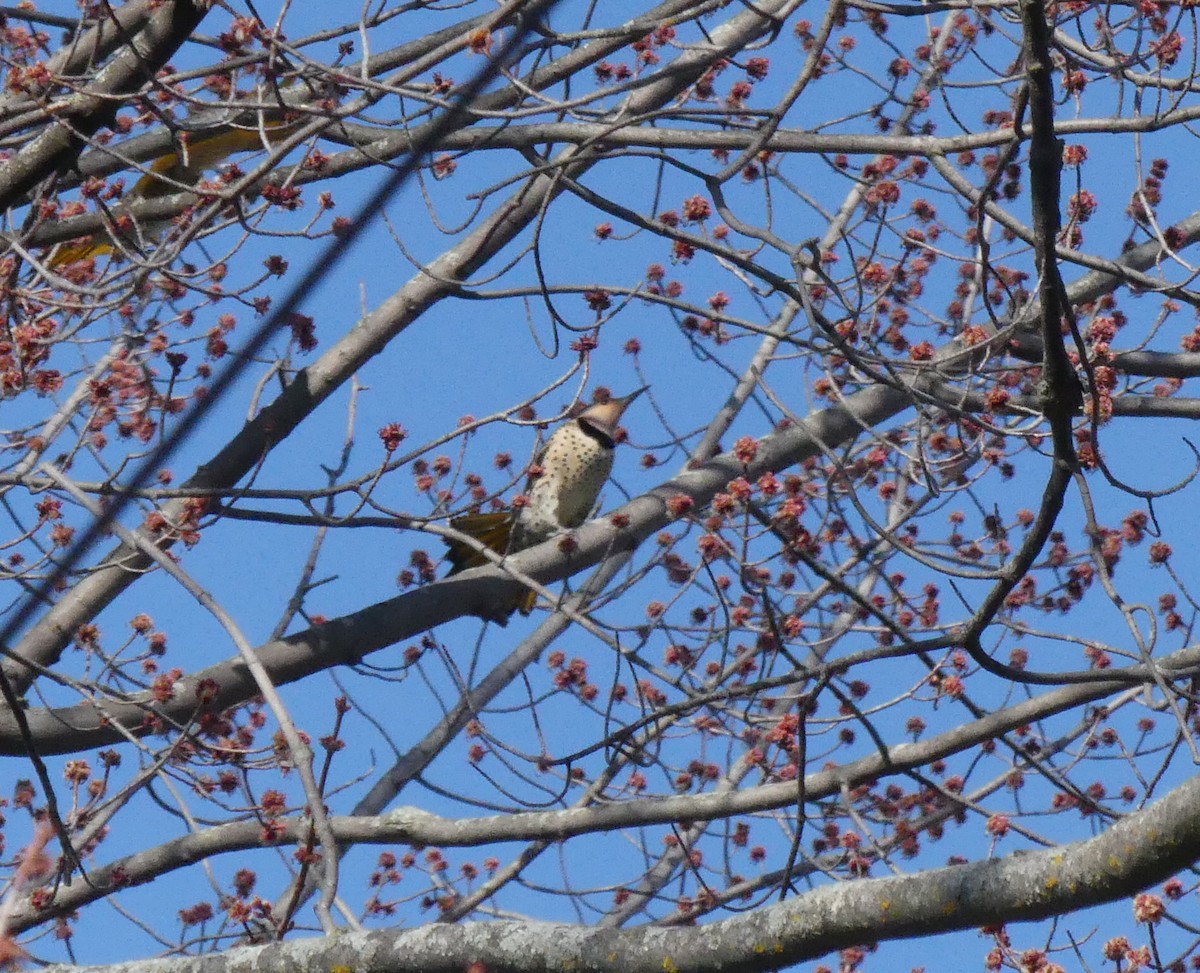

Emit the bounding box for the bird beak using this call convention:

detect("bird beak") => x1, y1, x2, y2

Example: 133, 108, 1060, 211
616, 385, 649, 408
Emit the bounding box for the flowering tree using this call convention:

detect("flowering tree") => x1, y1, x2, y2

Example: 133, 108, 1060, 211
4, 0, 1200, 970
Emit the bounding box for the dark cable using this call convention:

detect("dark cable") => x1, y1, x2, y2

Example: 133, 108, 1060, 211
1, 0, 562, 652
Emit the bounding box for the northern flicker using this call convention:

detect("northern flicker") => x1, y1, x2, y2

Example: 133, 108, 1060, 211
48, 113, 296, 268
444, 387, 647, 616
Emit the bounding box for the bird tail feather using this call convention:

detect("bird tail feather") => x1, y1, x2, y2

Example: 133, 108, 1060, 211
443, 513, 536, 616
445, 512, 513, 573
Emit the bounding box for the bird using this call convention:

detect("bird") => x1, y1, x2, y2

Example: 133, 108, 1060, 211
47, 113, 295, 268
444, 386, 647, 617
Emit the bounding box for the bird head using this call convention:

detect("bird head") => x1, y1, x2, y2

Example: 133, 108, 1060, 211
576, 386, 648, 445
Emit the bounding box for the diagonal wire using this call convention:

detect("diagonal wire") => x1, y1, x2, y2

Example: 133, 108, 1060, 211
0, 0, 563, 880
1, 0, 560, 652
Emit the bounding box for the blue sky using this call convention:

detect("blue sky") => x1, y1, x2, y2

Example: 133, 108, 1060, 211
6, 0, 1200, 968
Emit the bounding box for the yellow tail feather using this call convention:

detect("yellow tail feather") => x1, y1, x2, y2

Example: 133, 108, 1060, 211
443, 512, 537, 617
515, 587, 537, 615
46, 237, 115, 268
444, 512, 514, 574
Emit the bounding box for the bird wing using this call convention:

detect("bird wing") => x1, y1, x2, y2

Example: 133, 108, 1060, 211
48, 115, 296, 268
443, 511, 538, 617
444, 512, 515, 574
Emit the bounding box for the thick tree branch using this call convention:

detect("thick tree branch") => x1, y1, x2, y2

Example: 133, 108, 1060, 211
0, 0, 209, 210
8, 653, 1189, 931
34, 766, 1200, 973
